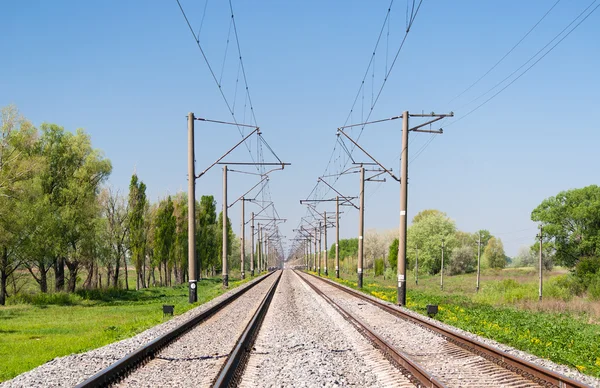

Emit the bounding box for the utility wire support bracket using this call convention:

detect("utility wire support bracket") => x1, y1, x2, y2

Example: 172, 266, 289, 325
317, 177, 359, 209
228, 176, 269, 208
337, 127, 400, 182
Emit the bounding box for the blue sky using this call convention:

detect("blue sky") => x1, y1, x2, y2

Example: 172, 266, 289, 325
2, 0, 599, 257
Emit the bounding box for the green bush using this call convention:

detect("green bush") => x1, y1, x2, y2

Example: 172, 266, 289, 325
588, 274, 600, 300
574, 257, 600, 287
545, 275, 576, 301
8, 292, 82, 306
383, 267, 395, 280
374, 258, 385, 277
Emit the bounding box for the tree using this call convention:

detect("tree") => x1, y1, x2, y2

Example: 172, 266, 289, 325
364, 229, 387, 270
388, 238, 399, 270
529, 241, 554, 271
101, 188, 129, 288
36, 124, 111, 293
328, 238, 358, 261
172, 193, 188, 284
197, 195, 218, 277
128, 174, 148, 289
406, 210, 458, 274
485, 237, 506, 269
155, 196, 176, 286
476, 230, 493, 250
0, 106, 41, 304
412, 209, 446, 224
217, 211, 234, 270
531, 185, 600, 269
514, 245, 535, 267
449, 245, 475, 275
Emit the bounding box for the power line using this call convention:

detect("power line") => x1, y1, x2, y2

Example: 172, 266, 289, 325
449, 0, 562, 104
446, 0, 599, 128
410, 1, 598, 164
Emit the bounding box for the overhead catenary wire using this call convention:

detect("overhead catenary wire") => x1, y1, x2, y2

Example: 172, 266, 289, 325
444, 0, 599, 129
449, 0, 562, 104
176, 0, 286, 253
293, 1, 427, 252
409, 0, 599, 165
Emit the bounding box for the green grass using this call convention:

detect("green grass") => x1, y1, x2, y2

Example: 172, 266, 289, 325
317, 270, 600, 378
0, 274, 260, 382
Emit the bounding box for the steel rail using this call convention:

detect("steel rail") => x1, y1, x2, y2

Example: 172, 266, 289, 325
213, 271, 282, 387
74, 271, 276, 388
294, 270, 445, 388
304, 272, 592, 388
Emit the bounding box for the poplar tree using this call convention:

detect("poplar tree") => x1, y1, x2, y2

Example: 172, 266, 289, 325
128, 174, 147, 289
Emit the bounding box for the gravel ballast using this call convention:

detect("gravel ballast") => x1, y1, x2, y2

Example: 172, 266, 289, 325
239, 270, 415, 388
115, 272, 279, 387
1, 273, 274, 388
302, 272, 600, 388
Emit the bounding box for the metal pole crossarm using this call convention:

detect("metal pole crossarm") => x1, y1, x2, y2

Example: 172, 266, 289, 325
216, 162, 291, 166
336, 128, 400, 182
338, 115, 402, 129
194, 117, 259, 129
244, 202, 273, 224
317, 177, 359, 209
408, 112, 454, 117
412, 129, 443, 134
196, 128, 260, 178
228, 176, 269, 208
365, 169, 388, 182
320, 165, 361, 178
409, 116, 448, 132
300, 198, 339, 203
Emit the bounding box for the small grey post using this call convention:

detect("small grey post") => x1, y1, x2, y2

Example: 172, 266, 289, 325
335, 196, 340, 278
222, 165, 229, 287
240, 198, 245, 279
476, 232, 481, 292
440, 238, 445, 291
250, 212, 255, 276
397, 111, 409, 305
187, 112, 197, 303
358, 166, 365, 288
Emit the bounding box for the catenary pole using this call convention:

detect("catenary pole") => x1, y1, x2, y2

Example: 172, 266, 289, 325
324, 211, 328, 276
539, 224, 543, 301
250, 212, 255, 276
318, 223, 322, 276
477, 232, 481, 292
222, 166, 229, 287
240, 198, 245, 279
358, 166, 365, 288
187, 113, 197, 303
336, 196, 340, 278
397, 111, 409, 304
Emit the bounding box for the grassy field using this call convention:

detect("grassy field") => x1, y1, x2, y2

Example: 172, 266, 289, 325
319, 268, 600, 378
0, 272, 260, 383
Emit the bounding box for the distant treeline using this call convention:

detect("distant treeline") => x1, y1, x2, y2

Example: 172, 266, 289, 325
0, 106, 239, 305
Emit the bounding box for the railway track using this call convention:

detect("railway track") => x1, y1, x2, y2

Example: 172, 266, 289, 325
75, 271, 281, 388
295, 270, 592, 388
